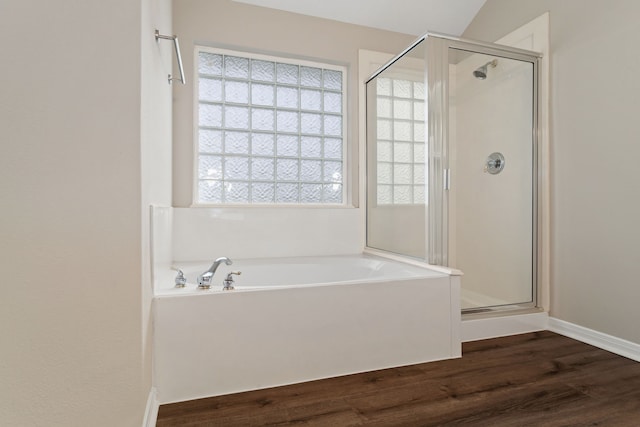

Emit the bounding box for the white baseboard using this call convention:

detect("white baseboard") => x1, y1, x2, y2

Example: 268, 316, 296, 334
142, 387, 159, 427
548, 317, 640, 362
462, 311, 548, 342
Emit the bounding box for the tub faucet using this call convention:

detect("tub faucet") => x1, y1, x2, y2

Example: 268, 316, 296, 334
197, 257, 232, 289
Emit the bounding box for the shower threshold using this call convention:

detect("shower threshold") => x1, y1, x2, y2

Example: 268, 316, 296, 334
461, 309, 548, 342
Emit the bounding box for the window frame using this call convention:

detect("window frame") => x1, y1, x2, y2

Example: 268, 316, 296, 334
192, 45, 349, 207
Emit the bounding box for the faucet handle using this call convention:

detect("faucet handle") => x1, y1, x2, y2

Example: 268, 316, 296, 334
222, 271, 241, 291
174, 270, 187, 288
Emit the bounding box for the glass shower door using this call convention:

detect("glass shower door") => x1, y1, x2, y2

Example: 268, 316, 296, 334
447, 47, 536, 310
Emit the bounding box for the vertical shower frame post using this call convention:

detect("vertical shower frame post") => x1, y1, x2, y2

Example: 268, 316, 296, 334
425, 36, 449, 266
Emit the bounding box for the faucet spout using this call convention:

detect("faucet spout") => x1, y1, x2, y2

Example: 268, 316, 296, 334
197, 257, 233, 289
208, 257, 233, 274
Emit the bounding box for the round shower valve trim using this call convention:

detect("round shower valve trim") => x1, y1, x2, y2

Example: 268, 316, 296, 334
485, 152, 505, 174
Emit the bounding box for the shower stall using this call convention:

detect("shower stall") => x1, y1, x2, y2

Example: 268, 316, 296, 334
366, 33, 540, 313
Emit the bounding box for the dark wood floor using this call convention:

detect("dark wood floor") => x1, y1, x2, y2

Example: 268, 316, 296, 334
156, 331, 640, 426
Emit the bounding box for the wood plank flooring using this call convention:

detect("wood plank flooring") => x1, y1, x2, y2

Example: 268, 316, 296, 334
156, 331, 640, 426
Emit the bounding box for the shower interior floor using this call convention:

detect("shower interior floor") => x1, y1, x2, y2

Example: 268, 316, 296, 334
461, 288, 517, 309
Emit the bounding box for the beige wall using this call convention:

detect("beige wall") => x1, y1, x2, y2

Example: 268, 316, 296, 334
465, 0, 640, 343
141, 0, 173, 413
0, 0, 171, 425
172, 0, 414, 206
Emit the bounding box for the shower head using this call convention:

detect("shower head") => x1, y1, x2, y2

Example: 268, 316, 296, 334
473, 59, 498, 80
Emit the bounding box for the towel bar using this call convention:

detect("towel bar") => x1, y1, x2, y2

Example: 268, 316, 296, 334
155, 29, 186, 85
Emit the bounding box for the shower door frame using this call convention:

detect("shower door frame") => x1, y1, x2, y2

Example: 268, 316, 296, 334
425, 34, 541, 311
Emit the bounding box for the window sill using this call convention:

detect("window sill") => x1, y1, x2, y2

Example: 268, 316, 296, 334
189, 203, 358, 209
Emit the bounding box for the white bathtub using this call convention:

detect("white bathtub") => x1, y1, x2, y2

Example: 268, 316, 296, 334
153, 254, 461, 403
156, 254, 452, 293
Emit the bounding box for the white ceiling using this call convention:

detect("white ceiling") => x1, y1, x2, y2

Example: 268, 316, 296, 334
232, 0, 486, 36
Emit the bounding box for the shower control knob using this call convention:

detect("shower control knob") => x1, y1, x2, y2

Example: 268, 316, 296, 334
484, 152, 505, 175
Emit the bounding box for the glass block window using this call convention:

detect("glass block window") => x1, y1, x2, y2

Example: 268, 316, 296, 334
375, 77, 425, 205
196, 47, 346, 204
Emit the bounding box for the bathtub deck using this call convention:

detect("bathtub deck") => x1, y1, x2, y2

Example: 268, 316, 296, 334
156, 331, 640, 426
